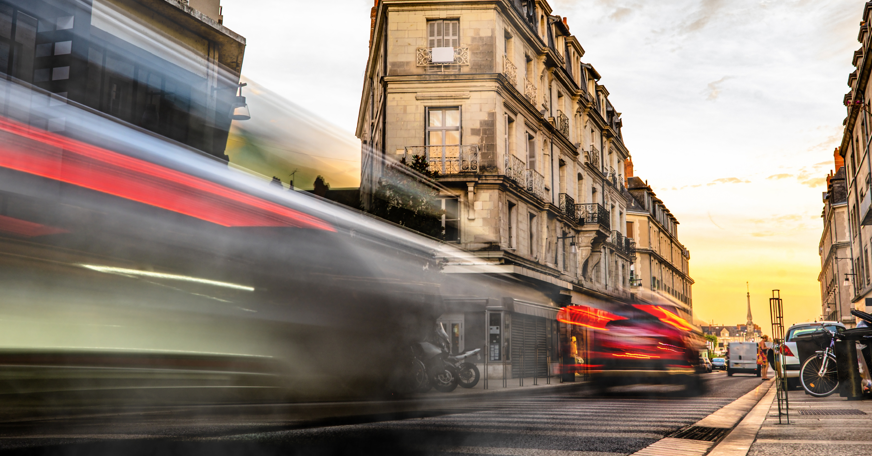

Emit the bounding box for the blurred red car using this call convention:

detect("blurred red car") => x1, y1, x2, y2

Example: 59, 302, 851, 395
558, 302, 706, 393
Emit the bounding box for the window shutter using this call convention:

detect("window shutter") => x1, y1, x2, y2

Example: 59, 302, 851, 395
428, 21, 439, 48
446, 20, 459, 48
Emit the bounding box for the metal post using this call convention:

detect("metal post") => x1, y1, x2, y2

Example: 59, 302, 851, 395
547, 353, 551, 385
484, 310, 489, 390
520, 352, 524, 387
534, 347, 539, 386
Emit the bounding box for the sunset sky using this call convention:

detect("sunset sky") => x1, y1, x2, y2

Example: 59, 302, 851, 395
220, 0, 861, 332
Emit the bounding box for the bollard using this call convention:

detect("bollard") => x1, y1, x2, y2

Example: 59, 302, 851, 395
547, 353, 551, 385
503, 352, 507, 388
520, 352, 524, 387
534, 348, 538, 386
484, 343, 488, 390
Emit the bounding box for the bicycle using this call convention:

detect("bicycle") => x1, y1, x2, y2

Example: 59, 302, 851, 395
799, 327, 840, 397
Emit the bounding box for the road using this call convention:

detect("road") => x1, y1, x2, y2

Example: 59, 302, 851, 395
1, 372, 767, 456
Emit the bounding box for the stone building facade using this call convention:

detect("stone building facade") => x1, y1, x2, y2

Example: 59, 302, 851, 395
625, 166, 693, 310
839, 4, 872, 325
0, 0, 244, 160
356, 0, 640, 379
818, 149, 854, 326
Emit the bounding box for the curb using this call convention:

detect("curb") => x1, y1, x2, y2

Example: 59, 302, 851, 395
707, 383, 777, 456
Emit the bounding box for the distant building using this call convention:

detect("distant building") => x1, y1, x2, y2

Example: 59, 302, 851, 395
818, 149, 854, 326
702, 324, 762, 352
625, 164, 693, 310
0, 0, 245, 159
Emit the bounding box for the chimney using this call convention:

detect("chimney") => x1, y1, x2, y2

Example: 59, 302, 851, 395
834, 146, 844, 171
562, 17, 569, 29
624, 157, 634, 186
369, 0, 379, 48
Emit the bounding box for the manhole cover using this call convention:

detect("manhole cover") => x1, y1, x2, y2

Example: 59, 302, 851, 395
668, 425, 731, 441
799, 409, 867, 416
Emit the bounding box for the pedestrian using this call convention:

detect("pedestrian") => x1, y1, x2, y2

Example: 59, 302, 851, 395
758, 335, 771, 380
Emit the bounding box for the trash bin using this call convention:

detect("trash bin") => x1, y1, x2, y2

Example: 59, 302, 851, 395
793, 330, 831, 368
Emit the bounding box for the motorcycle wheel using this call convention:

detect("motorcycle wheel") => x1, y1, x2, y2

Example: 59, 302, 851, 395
411, 359, 431, 393
431, 365, 459, 392
457, 362, 480, 388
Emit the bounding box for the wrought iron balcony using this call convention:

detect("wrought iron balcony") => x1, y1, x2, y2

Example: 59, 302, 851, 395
526, 169, 546, 201
503, 57, 517, 86
575, 203, 610, 231
626, 238, 636, 260
585, 146, 600, 170
558, 193, 576, 221
506, 154, 525, 187
556, 110, 569, 137
404, 145, 479, 175
510, 0, 538, 33
416, 47, 470, 66
610, 230, 624, 253
524, 77, 536, 104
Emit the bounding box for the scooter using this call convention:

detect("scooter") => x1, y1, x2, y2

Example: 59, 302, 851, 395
448, 348, 481, 388
411, 323, 459, 392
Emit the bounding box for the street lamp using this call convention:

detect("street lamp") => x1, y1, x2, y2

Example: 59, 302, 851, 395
557, 234, 577, 254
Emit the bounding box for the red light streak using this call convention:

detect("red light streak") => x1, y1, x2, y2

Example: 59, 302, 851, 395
0, 117, 334, 231
612, 352, 660, 359
0, 214, 68, 238
556, 305, 627, 331
633, 305, 693, 331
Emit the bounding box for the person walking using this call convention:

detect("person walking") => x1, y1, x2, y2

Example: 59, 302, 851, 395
758, 335, 771, 380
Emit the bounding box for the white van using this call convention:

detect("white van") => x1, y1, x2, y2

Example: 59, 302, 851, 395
726, 342, 759, 376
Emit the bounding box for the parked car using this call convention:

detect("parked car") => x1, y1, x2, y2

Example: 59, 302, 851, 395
783, 321, 846, 389
699, 351, 713, 373
711, 358, 726, 370
726, 342, 759, 376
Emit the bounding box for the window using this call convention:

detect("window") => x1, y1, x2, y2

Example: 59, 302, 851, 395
428, 20, 459, 48
441, 197, 460, 242
508, 201, 517, 249
529, 213, 537, 257
626, 221, 634, 239
526, 132, 536, 170
427, 107, 461, 172
505, 114, 515, 158
0, 6, 37, 84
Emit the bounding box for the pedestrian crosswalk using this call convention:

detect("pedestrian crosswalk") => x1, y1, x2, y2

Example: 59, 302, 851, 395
216, 385, 757, 455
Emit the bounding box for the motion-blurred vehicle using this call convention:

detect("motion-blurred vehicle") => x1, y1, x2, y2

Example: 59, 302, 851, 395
560, 302, 706, 394
711, 358, 726, 370
783, 321, 845, 389
726, 342, 759, 376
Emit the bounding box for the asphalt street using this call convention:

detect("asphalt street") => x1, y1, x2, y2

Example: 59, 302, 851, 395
0, 371, 767, 456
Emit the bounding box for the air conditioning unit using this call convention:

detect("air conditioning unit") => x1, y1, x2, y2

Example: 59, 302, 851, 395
431, 47, 454, 64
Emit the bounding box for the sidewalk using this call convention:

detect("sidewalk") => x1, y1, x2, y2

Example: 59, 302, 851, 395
746, 388, 872, 455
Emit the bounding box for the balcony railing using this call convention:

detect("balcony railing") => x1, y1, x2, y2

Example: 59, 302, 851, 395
626, 238, 636, 260
559, 193, 576, 221
404, 145, 479, 175
510, 0, 538, 33
585, 146, 600, 171
524, 77, 536, 104
416, 47, 470, 66
526, 169, 546, 201
506, 154, 525, 187
610, 230, 624, 253
503, 56, 517, 86
556, 110, 569, 137
575, 203, 610, 231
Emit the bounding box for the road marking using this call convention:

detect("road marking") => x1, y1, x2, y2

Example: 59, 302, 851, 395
435, 447, 624, 456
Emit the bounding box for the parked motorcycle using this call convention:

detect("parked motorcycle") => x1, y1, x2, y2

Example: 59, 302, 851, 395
411, 324, 459, 393
448, 348, 481, 388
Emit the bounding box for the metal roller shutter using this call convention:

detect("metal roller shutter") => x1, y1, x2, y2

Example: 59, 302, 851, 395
511, 314, 547, 378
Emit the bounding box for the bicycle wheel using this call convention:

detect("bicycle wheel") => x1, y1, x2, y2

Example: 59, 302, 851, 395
800, 353, 839, 397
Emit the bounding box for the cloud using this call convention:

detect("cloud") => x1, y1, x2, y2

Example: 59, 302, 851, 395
799, 177, 826, 188
610, 7, 633, 21
677, 0, 725, 35
711, 177, 750, 184
751, 231, 776, 237
767, 173, 793, 180
704, 76, 732, 101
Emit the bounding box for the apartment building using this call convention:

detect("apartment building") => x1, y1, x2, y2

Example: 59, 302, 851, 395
840, 4, 872, 324
0, 0, 244, 159
356, 0, 638, 379
625, 168, 693, 310
818, 149, 853, 325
